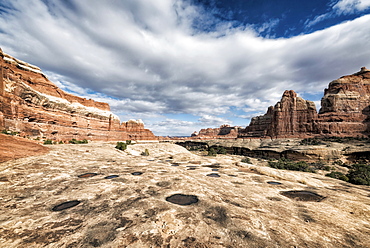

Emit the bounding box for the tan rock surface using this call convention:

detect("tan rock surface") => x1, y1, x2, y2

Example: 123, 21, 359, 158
1, 142, 369, 247
0, 134, 49, 163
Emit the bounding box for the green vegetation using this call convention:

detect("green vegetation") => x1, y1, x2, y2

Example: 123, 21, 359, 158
126, 140, 132, 145
299, 138, 323, 146
115, 142, 127, 151
322, 136, 370, 143
325, 171, 349, 182
1, 129, 19, 136
347, 164, 370, 186
69, 139, 88, 144
268, 158, 317, 173
241, 157, 251, 164
207, 148, 217, 156
43, 139, 53, 145
207, 146, 228, 156
141, 149, 150, 156
326, 164, 370, 186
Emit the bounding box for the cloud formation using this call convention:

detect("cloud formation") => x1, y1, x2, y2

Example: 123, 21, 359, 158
0, 0, 370, 136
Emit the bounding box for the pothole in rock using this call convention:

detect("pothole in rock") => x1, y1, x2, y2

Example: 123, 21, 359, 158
166, 194, 199, 205
171, 164, 180, 167
267, 181, 282, 185
212, 169, 219, 171
52, 200, 81, 211
78, 173, 98, 178
104, 175, 119, 179
280, 190, 325, 202
131, 172, 143, 176
187, 168, 197, 170
207, 173, 221, 178
204, 164, 223, 169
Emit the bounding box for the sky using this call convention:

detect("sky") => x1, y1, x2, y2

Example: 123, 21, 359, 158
1, 0, 370, 136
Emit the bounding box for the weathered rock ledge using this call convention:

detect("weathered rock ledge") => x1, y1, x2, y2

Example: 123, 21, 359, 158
177, 138, 370, 163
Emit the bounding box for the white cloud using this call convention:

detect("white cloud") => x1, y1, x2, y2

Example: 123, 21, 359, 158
333, 0, 370, 14
0, 0, 370, 136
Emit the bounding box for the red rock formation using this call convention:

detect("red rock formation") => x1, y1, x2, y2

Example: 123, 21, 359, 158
315, 67, 370, 136
239, 90, 318, 138
240, 68, 370, 138
192, 67, 370, 139
0, 49, 156, 141
191, 125, 239, 139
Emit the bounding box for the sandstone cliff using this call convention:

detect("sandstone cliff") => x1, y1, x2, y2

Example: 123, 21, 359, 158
239, 90, 318, 138
191, 67, 370, 139
0, 49, 156, 141
241, 68, 370, 138
315, 67, 370, 135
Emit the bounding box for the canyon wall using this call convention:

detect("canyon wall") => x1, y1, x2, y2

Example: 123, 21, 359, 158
0, 49, 156, 141
191, 67, 370, 139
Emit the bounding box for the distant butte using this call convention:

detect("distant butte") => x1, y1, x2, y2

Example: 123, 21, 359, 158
192, 67, 370, 139
0, 48, 157, 141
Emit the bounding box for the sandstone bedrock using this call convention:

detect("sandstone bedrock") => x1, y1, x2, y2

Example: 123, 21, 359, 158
1, 142, 370, 247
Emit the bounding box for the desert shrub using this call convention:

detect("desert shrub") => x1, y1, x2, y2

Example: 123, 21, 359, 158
325, 171, 349, 181
69, 139, 78, 144
241, 157, 251, 163
268, 158, 316, 173
59, 141, 64, 144
69, 139, 88, 144
207, 148, 217, 156
299, 138, 323, 146
43, 139, 53, 145
217, 147, 227, 155
1, 129, 19, 136
115, 142, 127, 151
309, 161, 329, 170
322, 136, 370, 143
347, 164, 370, 186
141, 149, 150, 156
126, 140, 132, 145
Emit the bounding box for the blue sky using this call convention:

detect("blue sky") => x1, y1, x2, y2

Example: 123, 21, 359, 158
1, 0, 370, 136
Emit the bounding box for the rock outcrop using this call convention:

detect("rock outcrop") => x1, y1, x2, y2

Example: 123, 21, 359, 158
239, 90, 318, 138
315, 67, 370, 135
0, 49, 156, 141
241, 67, 370, 138
191, 125, 240, 139
192, 67, 370, 139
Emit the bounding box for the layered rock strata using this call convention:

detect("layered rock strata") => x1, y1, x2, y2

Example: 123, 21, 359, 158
239, 90, 318, 138
0, 49, 156, 141
191, 124, 240, 139
191, 67, 370, 139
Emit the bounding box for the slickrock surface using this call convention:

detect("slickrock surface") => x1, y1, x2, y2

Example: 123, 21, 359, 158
0, 49, 156, 141
0, 134, 49, 163
1, 143, 370, 247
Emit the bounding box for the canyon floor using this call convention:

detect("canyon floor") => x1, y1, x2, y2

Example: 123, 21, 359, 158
1, 142, 370, 247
